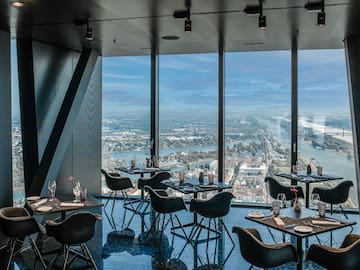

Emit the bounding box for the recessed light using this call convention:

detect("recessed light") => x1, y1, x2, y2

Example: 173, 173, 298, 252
9, 0, 26, 7
161, 35, 180, 41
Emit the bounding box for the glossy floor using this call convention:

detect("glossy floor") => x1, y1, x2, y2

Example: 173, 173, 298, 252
3, 199, 360, 270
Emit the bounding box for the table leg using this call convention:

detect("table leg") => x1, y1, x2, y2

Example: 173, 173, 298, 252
305, 183, 310, 208
297, 237, 303, 270
193, 192, 198, 224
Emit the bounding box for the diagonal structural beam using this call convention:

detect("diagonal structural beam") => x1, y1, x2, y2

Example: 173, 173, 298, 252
17, 38, 39, 195
29, 48, 99, 195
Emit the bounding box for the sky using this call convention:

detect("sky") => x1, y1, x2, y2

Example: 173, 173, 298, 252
102, 49, 350, 119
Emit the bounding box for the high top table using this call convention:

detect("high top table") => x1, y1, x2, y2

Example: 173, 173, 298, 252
275, 173, 343, 208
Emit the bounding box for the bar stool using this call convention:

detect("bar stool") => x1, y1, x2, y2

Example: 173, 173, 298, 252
46, 212, 102, 270
101, 169, 135, 230
126, 171, 171, 230
307, 234, 360, 269
142, 186, 188, 247
312, 180, 353, 218
189, 191, 234, 261
233, 226, 298, 270
0, 207, 47, 270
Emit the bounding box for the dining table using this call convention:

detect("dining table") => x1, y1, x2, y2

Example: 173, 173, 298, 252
275, 172, 343, 208
26, 193, 103, 220
116, 166, 169, 178
246, 207, 356, 270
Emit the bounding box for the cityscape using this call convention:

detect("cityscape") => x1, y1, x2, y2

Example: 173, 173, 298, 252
101, 113, 357, 208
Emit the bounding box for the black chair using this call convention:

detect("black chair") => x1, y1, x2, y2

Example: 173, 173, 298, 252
265, 176, 304, 201
312, 180, 353, 218
306, 234, 360, 270
189, 192, 234, 244
0, 207, 47, 270
129, 171, 171, 219
101, 169, 135, 229
143, 186, 188, 246
46, 211, 101, 270
232, 226, 298, 270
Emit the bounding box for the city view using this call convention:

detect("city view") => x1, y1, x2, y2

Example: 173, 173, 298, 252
10, 48, 358, 209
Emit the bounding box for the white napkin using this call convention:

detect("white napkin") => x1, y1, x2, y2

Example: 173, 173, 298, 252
273, 217, 285, 226
60, 202, 84, 207
31, 199, 48, 208
312, 220, 341, 226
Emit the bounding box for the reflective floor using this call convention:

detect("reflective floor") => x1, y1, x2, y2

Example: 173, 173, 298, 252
2, 198, 360, 269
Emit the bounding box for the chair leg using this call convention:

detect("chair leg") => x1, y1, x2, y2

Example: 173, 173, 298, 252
104, 191, 113, 209
29, 237, 47, 269
111, 191, 117, 217
340, 205, 349, 219
62, 245, 70, 270
248, 265, 253, 270
6, 239, 16, 270
219, 219, 235, 246
82, 243, 99, 270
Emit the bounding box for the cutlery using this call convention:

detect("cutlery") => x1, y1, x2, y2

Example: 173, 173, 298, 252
284, 223, 299, 229
260, 215, 274, 221
304, 221, 323, 229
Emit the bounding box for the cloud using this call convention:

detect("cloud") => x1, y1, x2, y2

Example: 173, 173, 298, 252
103, 73, 144, 80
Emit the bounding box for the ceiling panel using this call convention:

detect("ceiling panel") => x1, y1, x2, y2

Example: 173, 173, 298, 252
0, 0, 357, 56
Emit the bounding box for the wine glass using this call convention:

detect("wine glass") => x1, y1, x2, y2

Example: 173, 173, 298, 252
311, 193, 320, 218
73, 181, 81, 202
48, 181, 56, 201
277, 193, 286, 216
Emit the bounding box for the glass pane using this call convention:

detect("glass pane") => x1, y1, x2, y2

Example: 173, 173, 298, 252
225, 51, 291, 203
159, 53, 218, 198
298, 49, 357, 209
102, 56, 150, 194
11, 39, 25, 206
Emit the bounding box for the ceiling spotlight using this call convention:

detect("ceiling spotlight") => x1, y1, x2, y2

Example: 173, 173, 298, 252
173, 0, 192, 33
184, 19, 191, 33
258, 0, 266, 30
9, 0, 26, 7
85, 22, 93, 41
244, 5, 261, 16
259, 15, 266, 30
305, 2, 324, 12
317, 11, 325, 26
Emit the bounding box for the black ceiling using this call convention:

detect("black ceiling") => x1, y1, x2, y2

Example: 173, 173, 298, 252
2, 0, 359, 56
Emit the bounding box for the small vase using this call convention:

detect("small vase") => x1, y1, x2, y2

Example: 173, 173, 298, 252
293, 199, 301, 212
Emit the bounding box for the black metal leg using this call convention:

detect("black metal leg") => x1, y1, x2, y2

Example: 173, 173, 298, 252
296, 237, 303, 270
82, 243, 99, 270
305, 183, 310, 208
6, 239, 16, 270
62, 245, 70, 270
29, 237, 47, 269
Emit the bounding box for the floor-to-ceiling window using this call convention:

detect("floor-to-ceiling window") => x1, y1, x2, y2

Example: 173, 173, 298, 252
159, 53, 218, 198
225, 51, 291, 203
102, 56, 150, 194
298, 49, 358, 208
11, 39, 25, 206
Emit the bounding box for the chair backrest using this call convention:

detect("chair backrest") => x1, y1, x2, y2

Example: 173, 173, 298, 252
307, 234, 360, 269
138, 171, 171, 190
313, 180, 353, 204
232, 226, 297, 268
190, 192, 234, 218
101, 168, 133, 191
265, 176, 304, 200
0, 207, 40, 238
46, 212, 101, 245
145, 186, 186, 214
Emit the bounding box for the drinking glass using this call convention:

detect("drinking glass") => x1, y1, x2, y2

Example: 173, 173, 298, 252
48, 181, 56, 201
272, 200, 281, 216
73, 181, 81, 202
277, 193, 286, 216
311, 193, 320, 218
